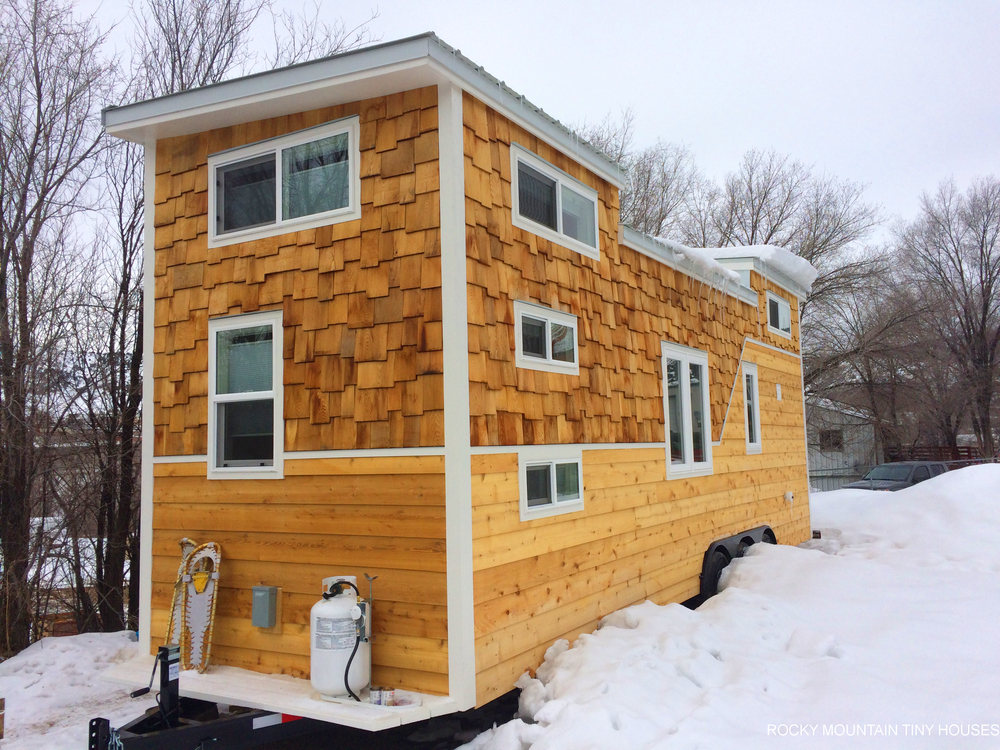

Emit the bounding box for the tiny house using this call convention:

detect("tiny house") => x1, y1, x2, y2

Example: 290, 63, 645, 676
102, 34, 814, 730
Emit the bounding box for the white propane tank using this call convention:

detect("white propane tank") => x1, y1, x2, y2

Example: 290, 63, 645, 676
310, 576, 370, 700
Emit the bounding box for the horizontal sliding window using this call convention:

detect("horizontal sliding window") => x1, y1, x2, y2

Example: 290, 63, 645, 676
511, 143, 600, 260
208, 117, 361, 247
519, 450, 584, 521
513, 300, 579, 375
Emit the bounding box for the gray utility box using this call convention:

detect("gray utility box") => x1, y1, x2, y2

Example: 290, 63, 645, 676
252, 585, 278, 628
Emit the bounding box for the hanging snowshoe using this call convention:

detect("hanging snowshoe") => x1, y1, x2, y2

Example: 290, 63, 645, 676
165, 538, 198, 646
180, 542, 221, 673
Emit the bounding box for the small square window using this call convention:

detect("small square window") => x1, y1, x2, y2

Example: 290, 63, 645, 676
511, 144, 600, 260
519, 452, 584, 520
767, 292, 792, 337
818, 429, 844, 451
514, 301, 579, 375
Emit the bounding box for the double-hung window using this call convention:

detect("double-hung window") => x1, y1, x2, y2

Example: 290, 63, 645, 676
510, 144, 600, 260
766, 291, 792, 338
208, 311, 284, 478
208, 117, 361, 247
513, 301, 579, 375
743, 362, 762, 454
519, 449, 584, 521
662, 342, 713, 478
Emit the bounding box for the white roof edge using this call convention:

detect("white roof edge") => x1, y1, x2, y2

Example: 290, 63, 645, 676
618, 225, 759, 308
711, 255, 810, 301
102, 33, 624, 188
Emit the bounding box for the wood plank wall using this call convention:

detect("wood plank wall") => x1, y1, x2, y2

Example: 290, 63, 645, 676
151, 456, 449, 695
461, 92, 810, 706
152, 86, 444, 455
471, 342, 810, 705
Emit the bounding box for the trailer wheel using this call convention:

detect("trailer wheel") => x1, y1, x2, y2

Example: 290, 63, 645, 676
761, 528, 777, 544
703, 549, 731, 596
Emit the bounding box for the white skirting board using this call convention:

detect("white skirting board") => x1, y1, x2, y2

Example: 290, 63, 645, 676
102, 654, 459, 732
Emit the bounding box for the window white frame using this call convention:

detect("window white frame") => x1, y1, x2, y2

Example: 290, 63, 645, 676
208, 310, 284, 479
766, 291, 792, 339
510, 143, 600, 260
207, 117, 361, 248
661, 341, 714, 479
513, 300, 580, 376
743, 362, 762, 455
518, 447, 585, 521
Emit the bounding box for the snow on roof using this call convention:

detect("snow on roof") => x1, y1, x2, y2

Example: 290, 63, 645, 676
707, 245, 819, 292
643, 235, 741, 284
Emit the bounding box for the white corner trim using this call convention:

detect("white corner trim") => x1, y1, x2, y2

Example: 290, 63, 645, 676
139, 139, 157, 655
438, 81, 476, 711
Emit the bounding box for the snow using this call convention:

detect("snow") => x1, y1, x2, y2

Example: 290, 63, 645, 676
462, 465, 1000, 749
709, 245, 820, 291
647, 236, 742, 285
0, 632, 155, 749
5, 467, 1000, 748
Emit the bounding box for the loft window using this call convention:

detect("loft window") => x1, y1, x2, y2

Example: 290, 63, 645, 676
208, 311, 284, 478
767, 291, 792, 338
208, 117, 360, 247
662, 342, 713, 478
519, 450, 584, 521
513, 300, 579, 376
511, 144, 600, 259
744, 362, 762, 454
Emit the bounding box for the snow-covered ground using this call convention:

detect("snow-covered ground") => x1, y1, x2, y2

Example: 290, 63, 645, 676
3, 465, 999, 748
0, 632, 154, 749
465, 464, 1000, 749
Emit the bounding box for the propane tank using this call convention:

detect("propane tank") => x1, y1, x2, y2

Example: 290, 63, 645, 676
310, 576, 370, 700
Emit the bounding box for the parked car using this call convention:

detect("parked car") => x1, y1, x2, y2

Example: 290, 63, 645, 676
843, 461, 948, 491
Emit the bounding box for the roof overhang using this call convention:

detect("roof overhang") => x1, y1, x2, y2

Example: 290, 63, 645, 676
710, 256, 811, 301
102, 33, 624, 188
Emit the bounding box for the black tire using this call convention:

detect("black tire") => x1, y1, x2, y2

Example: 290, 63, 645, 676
703, 549, 731, 596
761, 528, 777, 545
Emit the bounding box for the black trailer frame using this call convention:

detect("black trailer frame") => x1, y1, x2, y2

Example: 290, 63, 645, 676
89, 646, 326, 750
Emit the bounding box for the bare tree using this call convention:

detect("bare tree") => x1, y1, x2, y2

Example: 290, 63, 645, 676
267, 1, 380, 68
0, 0, 111, 654
579, 109, 701, 237
899, 177, 1000, 457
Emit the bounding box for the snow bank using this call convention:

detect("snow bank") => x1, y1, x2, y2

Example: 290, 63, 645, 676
709, 245, 819, 291
0, 632, 155, 749
462, 465, 1000, 749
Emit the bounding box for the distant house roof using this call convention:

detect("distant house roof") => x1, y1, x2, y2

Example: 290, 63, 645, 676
102, 32, 624, 188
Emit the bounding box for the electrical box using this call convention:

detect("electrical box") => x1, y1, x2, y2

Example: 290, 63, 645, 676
252, 585, 278, 628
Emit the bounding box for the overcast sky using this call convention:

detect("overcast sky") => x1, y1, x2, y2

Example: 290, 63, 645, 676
100, 0, 1000, 232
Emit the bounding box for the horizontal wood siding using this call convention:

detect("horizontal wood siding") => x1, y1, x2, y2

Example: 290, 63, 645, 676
150, 456, 448, 695
152, 86, 443, 456
471, 342, 810, 705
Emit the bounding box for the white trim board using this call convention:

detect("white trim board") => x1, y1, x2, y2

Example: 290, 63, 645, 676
437, 81, 476, 711
138, 139, 157, 656
471, 442, 665, 455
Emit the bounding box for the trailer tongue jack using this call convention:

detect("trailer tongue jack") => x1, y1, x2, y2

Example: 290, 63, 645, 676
89, 646, 323, 749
